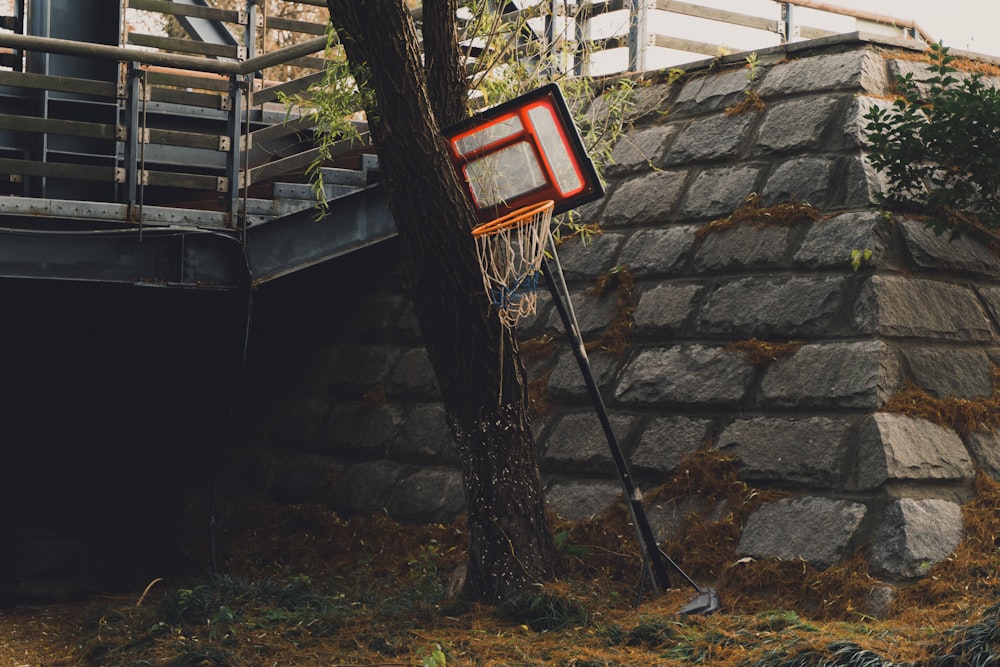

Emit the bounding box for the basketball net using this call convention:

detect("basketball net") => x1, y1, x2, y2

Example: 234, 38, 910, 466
471, 200, 555, 328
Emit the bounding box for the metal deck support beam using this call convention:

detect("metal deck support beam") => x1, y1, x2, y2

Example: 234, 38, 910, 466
164, 0, 242, 51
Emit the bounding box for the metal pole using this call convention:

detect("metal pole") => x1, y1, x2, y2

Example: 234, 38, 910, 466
539, 252, 673, 597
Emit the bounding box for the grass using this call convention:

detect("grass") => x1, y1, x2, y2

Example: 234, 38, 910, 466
5, 470, 1000, 665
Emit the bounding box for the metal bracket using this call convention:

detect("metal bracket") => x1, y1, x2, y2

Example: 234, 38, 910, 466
216, 176, 229, 193
360, 153, 380, 174
236, 46, 247, 61
220, 94, 231, 111
9, 174, 22, 184
219, 135, 231, 152
255, 13, 264, 28
237, 10, 248, 25
117, 62, 129, 99
116, 124, 128, 141
114, 167, 126, 184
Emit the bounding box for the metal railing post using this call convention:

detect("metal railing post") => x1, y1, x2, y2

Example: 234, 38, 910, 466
118, 61, 143, 222
779, 2, 799, 43
628, 0, 653, 72
225, 73, 247, 231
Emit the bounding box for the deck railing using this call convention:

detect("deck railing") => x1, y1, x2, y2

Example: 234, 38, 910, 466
0, 0, 928, 231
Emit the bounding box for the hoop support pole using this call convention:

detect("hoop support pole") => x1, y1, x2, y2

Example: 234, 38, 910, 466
539, 251, 673, 598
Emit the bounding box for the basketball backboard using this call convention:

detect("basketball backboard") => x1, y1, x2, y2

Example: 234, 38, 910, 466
443, 83, 604, 223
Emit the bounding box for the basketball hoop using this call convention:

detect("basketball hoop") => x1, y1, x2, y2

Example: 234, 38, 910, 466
471, 199, 555, 328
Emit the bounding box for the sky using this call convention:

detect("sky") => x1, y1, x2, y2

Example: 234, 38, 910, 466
585, 0, 1000, 74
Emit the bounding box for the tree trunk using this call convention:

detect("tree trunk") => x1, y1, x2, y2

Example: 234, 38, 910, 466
326, 0, 557, 601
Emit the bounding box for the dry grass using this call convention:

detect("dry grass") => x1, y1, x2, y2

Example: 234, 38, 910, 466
5, 454, 1000, 665
883, 367, 1000, 437
725, 338, 804, 366
696, 193, 823, 240
584, 266, 636, 359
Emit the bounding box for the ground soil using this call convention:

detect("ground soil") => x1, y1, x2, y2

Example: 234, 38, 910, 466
3, 471, 1000, 666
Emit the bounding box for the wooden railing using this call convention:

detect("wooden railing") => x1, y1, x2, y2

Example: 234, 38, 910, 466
0, 0, 929, 229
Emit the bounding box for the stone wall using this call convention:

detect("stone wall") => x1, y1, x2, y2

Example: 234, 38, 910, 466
237, 33, 1000, 582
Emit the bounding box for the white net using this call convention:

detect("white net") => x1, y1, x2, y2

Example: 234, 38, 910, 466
472, 200, 555, 328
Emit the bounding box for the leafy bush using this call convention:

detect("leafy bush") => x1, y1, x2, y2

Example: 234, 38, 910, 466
865, 43, 1000, 236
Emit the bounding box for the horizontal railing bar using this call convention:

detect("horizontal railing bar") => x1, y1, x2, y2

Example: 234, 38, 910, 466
248, 132, 368, 185
656, 0, 778, 33
0, 114, 116, 140
127, 0, 241, 25
0, 32, 327, 76
783, 0, 932, 43
150, 86, 228, 109
127, 32, 241, 60
653, 33, 736, 56
282, 55, 326, 71
0, 69, 116, 97
0, 156, 115, 181
147, 127, 227, 151
799, 25, 836, 39
250, 114, 314, 145
264, 16, 327, 36
254, 70, 324, 105
145, 169, 228, 192
146, 68, 230, 92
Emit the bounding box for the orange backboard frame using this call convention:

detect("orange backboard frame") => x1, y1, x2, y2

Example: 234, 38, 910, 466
443, 83, 605, 223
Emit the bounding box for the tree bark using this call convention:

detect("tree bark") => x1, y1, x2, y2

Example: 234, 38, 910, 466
325, 0, 557, 601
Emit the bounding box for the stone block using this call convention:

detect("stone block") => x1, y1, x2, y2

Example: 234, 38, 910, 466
542, 412, 638, 473
693, 223, 790, 272
696, 276, 843, 338
761, 156, 836, 208
752, 95, 845, 155
270, 397, 335, 451
839, 96, 889, 150
633, 283, 701, 336
647, 496, 724, 543
603, 170, 688, 227
673, 67, 751, 115
757, 50, 889, 97
717, 417, 852, 486
663, 113, 756, 165
760, 341, 902, 410
793, 211, 889, 270
335, 460, 407, 515
903, 347, 994, 399
387, 347, 440, 397
886, 58, 935, 98
853, 414, 975, 490
680, 164, 762, 220
548, 348, 622, 400
388, 468, 466, 523
390, 403, 453, 461
841, 153, 889, 208
615, 345, 754, 406
978, 287, 1000, 332
608, 125, 676, 174
855, 276, 995, 342
965, 431, 1000, 482
631, 416, 712, 476
316, 344, 403, 392
899, 219, 1000, 278
738, 496, 867, 569
546, 480, 622, 521
551, 231, 626, 281
321, 401, 401, 454
619, 226, 698, 277
545, 288, 619, 339
869, 498, 963, 579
